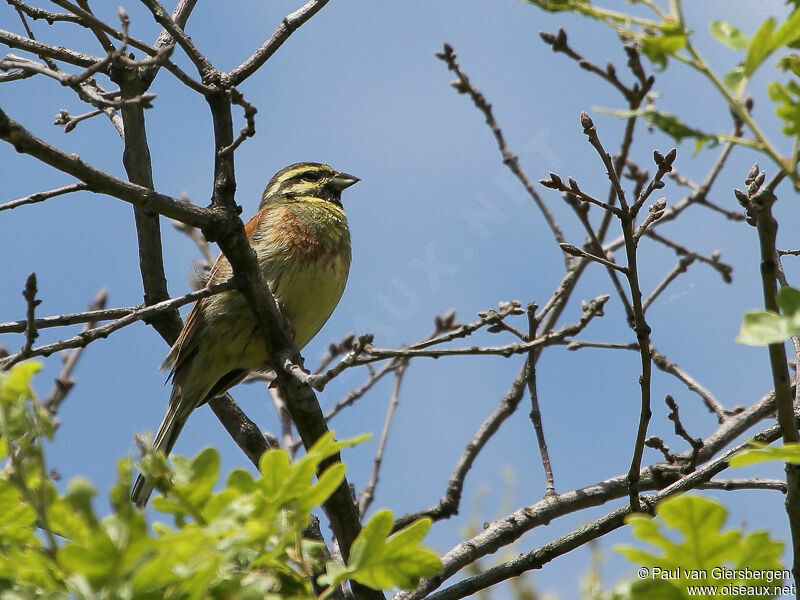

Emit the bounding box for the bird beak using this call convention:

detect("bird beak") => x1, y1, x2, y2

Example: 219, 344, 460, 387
329, 171, 360, 191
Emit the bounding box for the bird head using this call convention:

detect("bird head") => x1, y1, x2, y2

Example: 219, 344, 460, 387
260, 162, 359, 209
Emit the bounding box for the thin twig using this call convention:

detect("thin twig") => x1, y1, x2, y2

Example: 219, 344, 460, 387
5, 0, 82, 23
559, 243, 629, 274
664, 395, 703, 471
700, 478, 787, 493
43, 288, 108, 414
538, 29, 644, 102
359, 361, 408, 517
560, 190, 634, 321
324, 360, 398, 422
223, 0, 332, 86
16, 273, 40, 364
138, 0, 213, 77
0, 280, 235, 369
352, 296, 607, 363
0, 182, 88, 212
581, 112, 667, 513
396, 416, 793, 600
218, 87, 257, 157
309, 303, 522, 391
394, 361, 529, 530
0, 29, 102, 67
0, 106, 212, 228
642, 254, 695, 312
644, 231, 732, 283
436, 43, 568, 263
526, 304, 555, 496
650, 346, 729, 422
632, 197, 666, 240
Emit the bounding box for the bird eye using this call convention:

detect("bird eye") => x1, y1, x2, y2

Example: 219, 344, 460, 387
302, 171, 321, 182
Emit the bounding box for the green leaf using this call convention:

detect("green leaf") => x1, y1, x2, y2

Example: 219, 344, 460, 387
523, 0, 591, 13
185, 447, 219, 505
778, 286, 800, 322
226, 468, 256, 493
0, 433, 374, 598
730, 441, 800, 466
615, 495, 784, 598
744, 18, 776, 76
297, 462, 346, 515
737, 286, 800, 345
0, 480, 39, 546
0, 361, 42, 404
737, 310, 792, 344
152, 448, 220, 518
349, 509, 395, 567
58, 530, 119, 587
323, 510, 441, 591
639, 26, 687, 69
768, 79, 800, 136
723, 65, 747, 91
595, 107, 717, 148
778, 54, 800, 77
769, 7, 800, 53
710, 21, 750, 50
258, 446, 293, 499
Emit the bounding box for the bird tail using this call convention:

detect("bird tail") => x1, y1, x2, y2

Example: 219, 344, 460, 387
131, 389, 190, 509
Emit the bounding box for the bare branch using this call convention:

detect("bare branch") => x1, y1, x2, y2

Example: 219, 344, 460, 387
32, 0, 210, 93
0, 28, 102, 67
581, 112, 631, 211
5, 0, 82, 23
152, 0, 199, 50
0, 106, 213, 229
138, 0, 213, 77
581, 111, 663, 512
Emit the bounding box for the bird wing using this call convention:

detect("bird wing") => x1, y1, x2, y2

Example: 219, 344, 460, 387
161, 209, 270, 378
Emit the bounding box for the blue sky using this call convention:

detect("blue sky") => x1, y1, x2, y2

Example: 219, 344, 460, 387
1, 0, 798, 596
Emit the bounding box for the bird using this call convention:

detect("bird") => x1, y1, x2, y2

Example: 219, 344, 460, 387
131, 161, 359, 508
